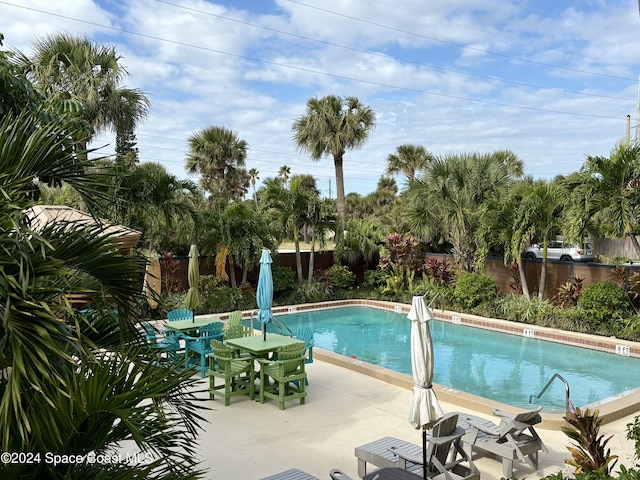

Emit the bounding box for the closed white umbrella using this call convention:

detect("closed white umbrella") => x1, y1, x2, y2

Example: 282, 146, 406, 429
184, 244, 201, 321
408, 295, 444, 479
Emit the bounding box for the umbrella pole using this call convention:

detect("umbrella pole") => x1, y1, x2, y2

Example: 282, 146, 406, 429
262, 322, 266, 341
423, 428, 427, 479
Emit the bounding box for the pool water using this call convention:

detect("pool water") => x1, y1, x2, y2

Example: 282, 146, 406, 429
255, 306, 640, 410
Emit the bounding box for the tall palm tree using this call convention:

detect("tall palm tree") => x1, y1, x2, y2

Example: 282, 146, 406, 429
386, 144, 434, 183
0, 112, 204, 477
292, 95, 376, 220
248, 167, 260, 204
15, 33, 150, 160
278, 165, 291, 185
186, 125, 247, 202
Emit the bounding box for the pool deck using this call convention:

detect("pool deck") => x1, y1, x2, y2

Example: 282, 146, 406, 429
178, 301, 640, 478
188, 354, 638, 480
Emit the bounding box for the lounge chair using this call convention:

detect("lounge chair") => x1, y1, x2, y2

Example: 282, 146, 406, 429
257, 343, 307, 410
258, 468, 319, 480
209, 339, 254, 405
354, 413, 479, 480
458, 406, 548, 478
183, 322, 225, 377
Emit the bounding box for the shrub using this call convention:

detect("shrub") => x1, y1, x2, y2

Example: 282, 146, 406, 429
562, 402, 618, 475
497, 294, 556, 324
453, 273, 499, 310
326, 265, 357, 290
272, 265, 296, 294
362, 268, 386, 289
577, 281, 631, 329
554, 275, 584, 308
424, 257, 454, 285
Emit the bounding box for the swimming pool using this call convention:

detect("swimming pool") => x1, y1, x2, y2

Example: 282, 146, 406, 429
257, 306, 640, 411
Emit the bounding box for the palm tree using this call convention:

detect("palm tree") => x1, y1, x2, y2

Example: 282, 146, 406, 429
305, 197, 336, 282
249, 167, 260, 204
578, 141, 640, 256
263, 175, 320, 282
407, 152, 510, 272
512, 178, 566, 300
15, 33, 150, 160
200, 202, 276, 287
292, 95, 376, 221
186, 125, 248, 202
386, 144, 434, 183
278, 165, 291, 185
0, 112, 204, 477
109, 161, 200, 252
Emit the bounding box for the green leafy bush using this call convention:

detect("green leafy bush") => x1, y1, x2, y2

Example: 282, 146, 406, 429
272, 265, 296, 294
326, 265, 357, 290
497, 294, 556, 324
363, 268, 386, 289
453, 273, 499, 310
577, 281, 631, 329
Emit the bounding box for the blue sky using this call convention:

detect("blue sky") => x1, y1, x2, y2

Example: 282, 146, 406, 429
2, 0, 639, 197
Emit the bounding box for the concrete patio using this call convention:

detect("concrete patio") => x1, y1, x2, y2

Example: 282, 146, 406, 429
190, 355, 638, 480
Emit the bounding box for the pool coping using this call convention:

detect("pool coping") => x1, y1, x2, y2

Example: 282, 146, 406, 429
263, 299, 640, 428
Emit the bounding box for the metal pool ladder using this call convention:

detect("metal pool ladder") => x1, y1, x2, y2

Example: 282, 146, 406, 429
529, 372, 571, 409
250, 310, 293, 337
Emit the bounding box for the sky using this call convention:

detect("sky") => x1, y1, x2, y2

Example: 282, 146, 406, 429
2, 0, 640, 198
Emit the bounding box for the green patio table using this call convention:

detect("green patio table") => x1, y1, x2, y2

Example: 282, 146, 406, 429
224, 333, 304, 357
163, 317, 219, 335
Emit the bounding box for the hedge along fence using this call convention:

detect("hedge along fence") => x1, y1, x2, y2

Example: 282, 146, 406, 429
430, 253, 640, 300
164, 250, 639, 301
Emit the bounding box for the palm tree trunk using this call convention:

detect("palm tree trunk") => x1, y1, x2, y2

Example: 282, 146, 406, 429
293, 231, 303, 283
518, 261, 531, 300
308, 238, 316, 283
334, 152, 346, 220
228, 253, 237, 288
538, 241, 548, 300
629, 232, 640, 258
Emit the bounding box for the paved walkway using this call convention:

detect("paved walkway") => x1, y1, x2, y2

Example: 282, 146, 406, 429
190, 357, 638, 480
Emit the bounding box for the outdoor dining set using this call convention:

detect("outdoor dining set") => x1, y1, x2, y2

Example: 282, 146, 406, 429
141, 308, 314, 410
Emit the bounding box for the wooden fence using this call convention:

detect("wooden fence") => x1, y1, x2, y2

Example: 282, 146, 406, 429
167, 251, 639, 300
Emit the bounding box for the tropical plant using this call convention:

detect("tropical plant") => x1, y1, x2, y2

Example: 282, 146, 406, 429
386, 144, 434, 183
578, 280, 631, 330
424, 257, 454, 285
186, 125, 248, 202
339, 217, 386, 267
512, 178, 566, 300
248, 167, 259, 204
109, 161, 200, 252
15, 33, 150, 160
562, 402, 618, 475
0, 112, 204, 478
326, 265, 357, 290
407, 152, 511, 272
555, 275, 585, 308
262, 174, 320, 282
578, 141, 640, 257
453, 272, 499, 311
292, 94, 376, 221
627, 415, 640, 463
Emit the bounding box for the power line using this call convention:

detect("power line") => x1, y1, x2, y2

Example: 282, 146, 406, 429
0, 1, 629, 120
154, 0, 634, 102
285, 0, 638, 82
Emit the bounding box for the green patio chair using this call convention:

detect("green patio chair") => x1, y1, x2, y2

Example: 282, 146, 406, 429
184, 322, 225, 377
224, 324, 253, 357
257, 343, 307, 410
141, 321, 182, 360
209, 339, 255, 406
294, 327, 314, 385
227, 310, 242, 328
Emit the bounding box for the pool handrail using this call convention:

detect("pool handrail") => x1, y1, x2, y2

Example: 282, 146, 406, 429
250, 309, 293, 337
529, 372, 570, 410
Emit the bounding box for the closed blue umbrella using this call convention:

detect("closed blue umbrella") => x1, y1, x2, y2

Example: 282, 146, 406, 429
257, 249, 275, 341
